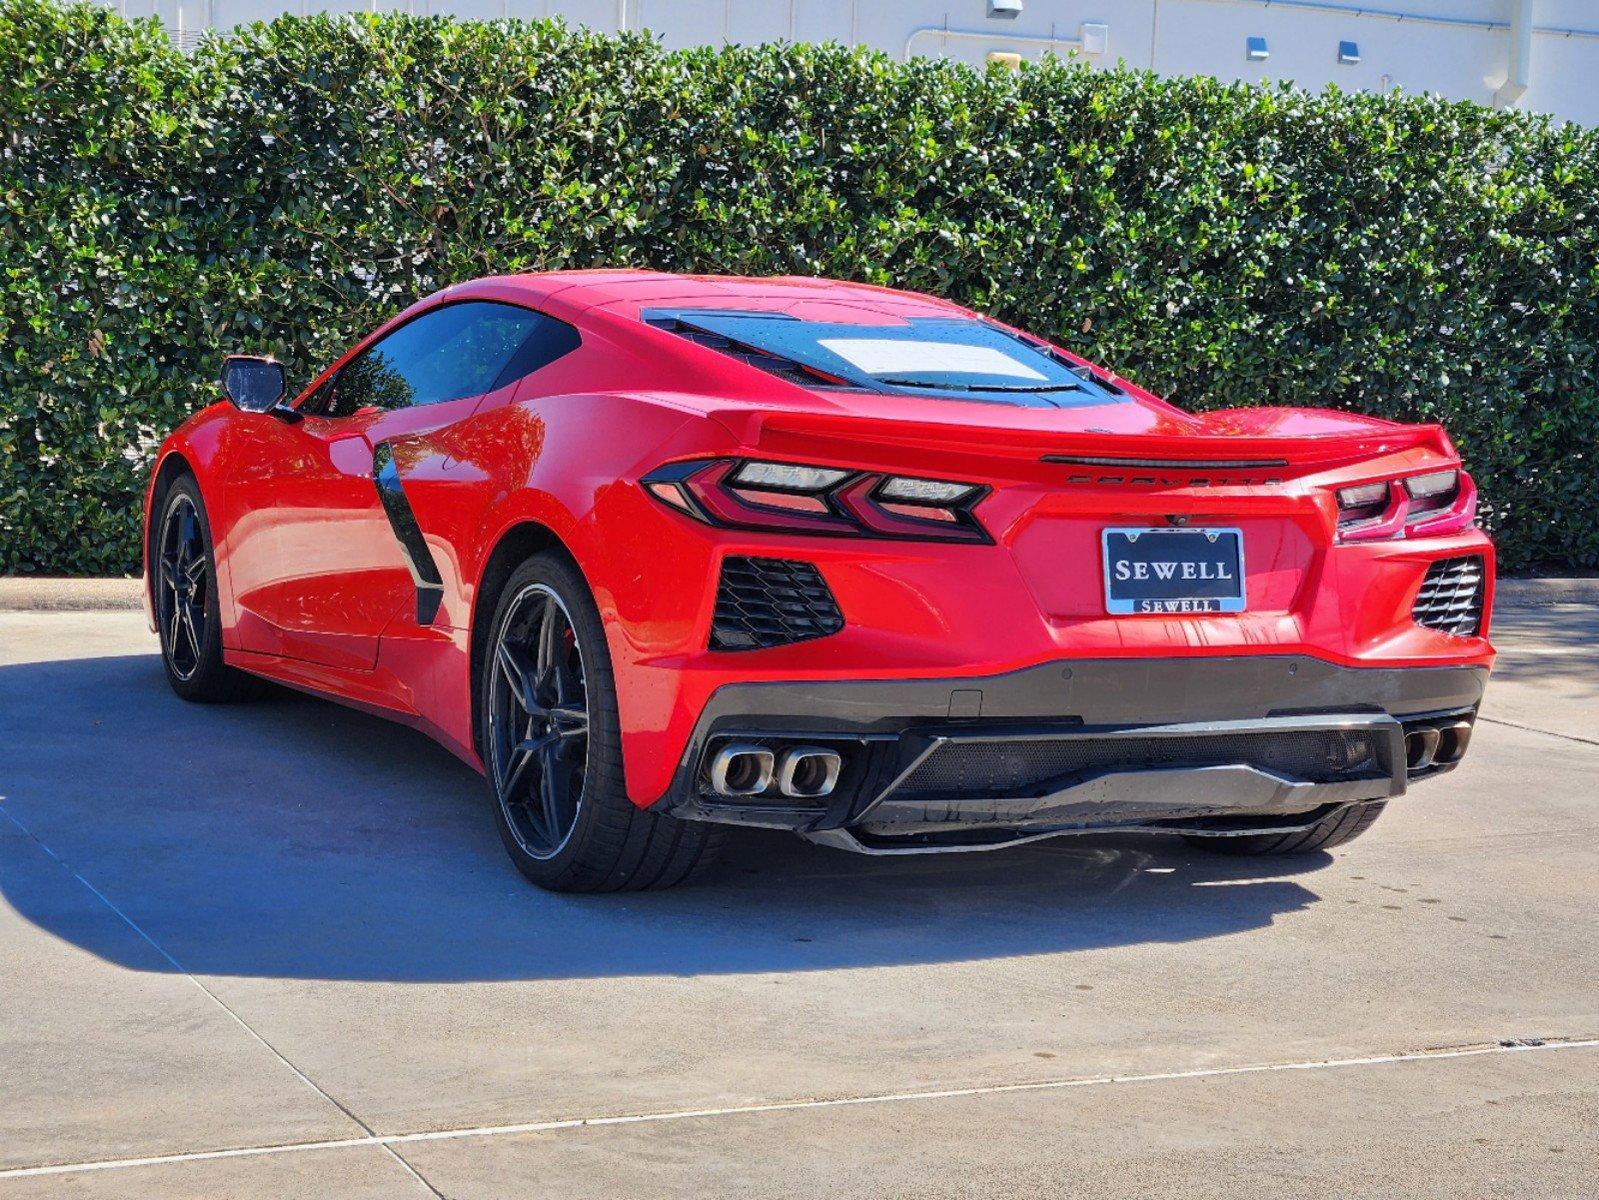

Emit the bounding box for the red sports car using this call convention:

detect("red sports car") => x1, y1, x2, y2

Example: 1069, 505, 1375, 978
143, 271, 1494, 891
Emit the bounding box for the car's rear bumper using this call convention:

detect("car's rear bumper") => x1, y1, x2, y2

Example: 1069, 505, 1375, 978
603, 461, 1496, 807
650, 655, 1488, 853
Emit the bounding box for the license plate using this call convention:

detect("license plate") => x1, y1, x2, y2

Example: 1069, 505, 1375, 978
1102, 527, 1246, 615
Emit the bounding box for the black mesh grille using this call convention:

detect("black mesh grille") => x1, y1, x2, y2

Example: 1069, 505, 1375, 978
710, 557, 844, 652
896, 729, 1379, 801
1413, 555, 1485, 637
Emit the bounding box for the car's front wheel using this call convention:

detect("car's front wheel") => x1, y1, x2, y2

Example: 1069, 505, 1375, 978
480, 552, 724, 892
153, 475, 264, 703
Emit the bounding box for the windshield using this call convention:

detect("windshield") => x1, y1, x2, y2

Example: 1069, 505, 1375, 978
642, 310, 1126, 408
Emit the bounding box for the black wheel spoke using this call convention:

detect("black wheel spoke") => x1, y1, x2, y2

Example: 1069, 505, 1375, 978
490, 582, 589, 860
538, 743, 576, 837
534, 599, 564, 703
496, 641, 540, 716
548, 705, 588, 741
500, 728, 556, 797
180, 604, 202, 661
500, 753, 534, 802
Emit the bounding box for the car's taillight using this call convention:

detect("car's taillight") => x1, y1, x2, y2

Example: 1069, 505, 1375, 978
642, 458, 991, 543
1403, 470, 1460, 520
1335, 482, 1390, 527
1336, 469, 1476, 541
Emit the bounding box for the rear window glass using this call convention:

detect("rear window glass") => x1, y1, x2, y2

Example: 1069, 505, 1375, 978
642, 310, 1124, 408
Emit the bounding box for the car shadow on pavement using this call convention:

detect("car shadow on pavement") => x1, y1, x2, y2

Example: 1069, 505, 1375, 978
0, 652, 1329, 983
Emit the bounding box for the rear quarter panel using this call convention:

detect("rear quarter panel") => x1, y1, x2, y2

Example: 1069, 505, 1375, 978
388, 389, 734, 775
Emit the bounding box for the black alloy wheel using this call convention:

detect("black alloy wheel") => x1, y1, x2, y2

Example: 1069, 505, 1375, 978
487, 582, 591, 860
479, 553, 724, 891
152, 475, 264, 703
156, 491, 209, 682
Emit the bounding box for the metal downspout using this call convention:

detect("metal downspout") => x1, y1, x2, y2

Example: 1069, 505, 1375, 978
1495, 0, 1532, 108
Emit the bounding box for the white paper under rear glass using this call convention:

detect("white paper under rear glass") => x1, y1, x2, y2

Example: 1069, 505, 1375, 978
816, 338, 1049, 381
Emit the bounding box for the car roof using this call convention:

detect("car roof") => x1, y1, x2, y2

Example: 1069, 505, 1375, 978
453, 270, 973, 325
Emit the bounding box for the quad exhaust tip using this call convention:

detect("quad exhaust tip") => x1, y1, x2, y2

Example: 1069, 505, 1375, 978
1406, 719, 1473, 772
708, 744, 775, 796
707, 744, 844, 798
776, 746, 843, 798
1405, 726, 1441, 771
1435, 719, 1473, 764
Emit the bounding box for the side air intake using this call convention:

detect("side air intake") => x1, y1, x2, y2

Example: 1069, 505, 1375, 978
1413, 555, 1485, 637
710, 557, 843, 651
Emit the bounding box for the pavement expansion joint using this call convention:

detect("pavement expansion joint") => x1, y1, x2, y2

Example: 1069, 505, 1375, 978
1477, 715, 1599, 749
3, 1037, 1596, 1182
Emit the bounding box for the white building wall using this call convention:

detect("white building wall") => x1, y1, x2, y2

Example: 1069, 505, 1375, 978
107, 0, 1599, 125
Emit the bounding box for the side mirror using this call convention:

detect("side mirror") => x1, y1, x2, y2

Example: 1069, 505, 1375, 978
221, 355, 290, 415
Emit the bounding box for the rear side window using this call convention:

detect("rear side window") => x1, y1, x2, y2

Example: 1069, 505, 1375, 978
317, 301, 580, 418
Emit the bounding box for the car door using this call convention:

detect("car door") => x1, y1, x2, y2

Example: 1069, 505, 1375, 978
224, 300, 553, 671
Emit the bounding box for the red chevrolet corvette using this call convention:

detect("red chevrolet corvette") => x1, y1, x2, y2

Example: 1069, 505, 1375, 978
143, 271, 1493, 891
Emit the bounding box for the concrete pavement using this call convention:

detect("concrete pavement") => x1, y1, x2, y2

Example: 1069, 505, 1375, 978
0, 606, 1595, 1197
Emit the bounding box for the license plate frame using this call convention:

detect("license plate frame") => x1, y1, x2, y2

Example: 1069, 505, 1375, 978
1101, 526, 1247, 615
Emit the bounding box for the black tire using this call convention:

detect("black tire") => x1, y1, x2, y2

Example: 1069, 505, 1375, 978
1184, 801, 1387, 857
479, 552, 724, 892
152, 475, 266, 704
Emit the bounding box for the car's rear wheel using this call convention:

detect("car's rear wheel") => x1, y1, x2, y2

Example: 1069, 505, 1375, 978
154, 476, 264, 703
480, 553, 724, 892
1184, 801, 1387, 856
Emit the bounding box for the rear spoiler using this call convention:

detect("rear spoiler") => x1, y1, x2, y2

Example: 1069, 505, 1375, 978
711, 407, 1455, 478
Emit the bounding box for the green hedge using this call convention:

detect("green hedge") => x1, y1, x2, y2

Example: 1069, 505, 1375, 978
3, 0, 1596, 574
